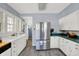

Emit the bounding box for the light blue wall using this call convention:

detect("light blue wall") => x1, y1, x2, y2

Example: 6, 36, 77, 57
21, 13, 59, 32
0, 3, 24, 21
2, 3, 78, 33
57, 3, 79, 19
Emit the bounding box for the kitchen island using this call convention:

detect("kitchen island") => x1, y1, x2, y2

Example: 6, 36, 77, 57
0, 40, 11, 56
0, 34, 27, 56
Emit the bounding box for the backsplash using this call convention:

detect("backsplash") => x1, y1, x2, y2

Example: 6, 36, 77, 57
60, 31, 79, 36
71, 32, 79, 36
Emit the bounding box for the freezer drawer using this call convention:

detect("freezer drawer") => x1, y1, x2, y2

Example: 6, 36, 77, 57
36, 40, 50, 50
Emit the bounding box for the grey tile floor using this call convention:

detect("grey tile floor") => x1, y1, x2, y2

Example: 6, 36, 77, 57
19, 48, 65, 56
19, 39, 65, 56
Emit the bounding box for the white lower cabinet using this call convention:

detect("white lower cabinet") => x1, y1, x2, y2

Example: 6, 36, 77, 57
70, 43, 79, 56
50, 36, 59, 48
0, 48, 11, 56
59, 37, 75, 56
62, 39, 72, 56
51, 36, 79, 56
60, 37, 79, 56
59, 37, 65, 52
12, 37, 26, 56
50, 36, 54, 48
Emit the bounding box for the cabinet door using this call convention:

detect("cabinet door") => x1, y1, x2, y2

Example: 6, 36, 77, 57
59, 10, 79, 30
59, 17, 65, 30
50, 36, 59, 48
59, 37, 64, 50
12, 41, 17, 56
50, 36, 54, 48
59, 37, 73, 56
63, 39, 72, 56
20, 37, 26, 51
15, 38, 26, 56
12, 39, 21, 56
12, 37, 26, 56
59, 37, 79, 56
0, 11, 3, 32
70, 44, 79, 56
0, 48, 11, 56
54, 37, 59, 48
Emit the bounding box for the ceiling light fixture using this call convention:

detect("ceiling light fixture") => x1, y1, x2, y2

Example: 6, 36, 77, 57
38, 3, 47, 11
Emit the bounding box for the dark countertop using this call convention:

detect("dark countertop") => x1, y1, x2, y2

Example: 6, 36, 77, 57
51, 33, 79, 44
0, 42, 11, 54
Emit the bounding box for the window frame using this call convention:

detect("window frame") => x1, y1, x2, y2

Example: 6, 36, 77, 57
6, 16, 14, 32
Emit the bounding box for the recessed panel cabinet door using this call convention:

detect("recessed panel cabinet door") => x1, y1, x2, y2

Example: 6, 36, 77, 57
59, 17, 65, 30
63, 39, 72, 56
59, 37, 64, 51
50, 36, 59, 48
59, 10, 79, 30
12, 41, 17, 56
59, 38, 73, 56
54, 37, 59, 48
12, 37, 26, 56
12, 40, 21, 56
70, 44, 79, 56
50, 37, 54, 48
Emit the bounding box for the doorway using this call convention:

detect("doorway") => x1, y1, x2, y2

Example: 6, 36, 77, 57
23, 16, 33, 47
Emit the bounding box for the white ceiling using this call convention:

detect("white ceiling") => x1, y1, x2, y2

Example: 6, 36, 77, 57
8, 3, 70, 14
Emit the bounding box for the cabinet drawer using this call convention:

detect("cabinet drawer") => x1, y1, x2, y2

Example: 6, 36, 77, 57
75, 44, 79, 49
70, 45, 79, 56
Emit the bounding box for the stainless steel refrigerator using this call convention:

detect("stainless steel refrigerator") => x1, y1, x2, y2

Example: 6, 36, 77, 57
35, 22, 50, 50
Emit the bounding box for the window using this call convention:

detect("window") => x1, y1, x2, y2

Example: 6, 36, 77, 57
7, 17, 14, 32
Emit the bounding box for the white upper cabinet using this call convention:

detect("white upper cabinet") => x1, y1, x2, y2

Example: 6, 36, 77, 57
18, 18, 22, 32
0, 7, 24, 33
70, 44, 79, 56
0, 9, 3, 32
14, 17, 20, 33
59, 10, 79, 30
5, 11, 15, 33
